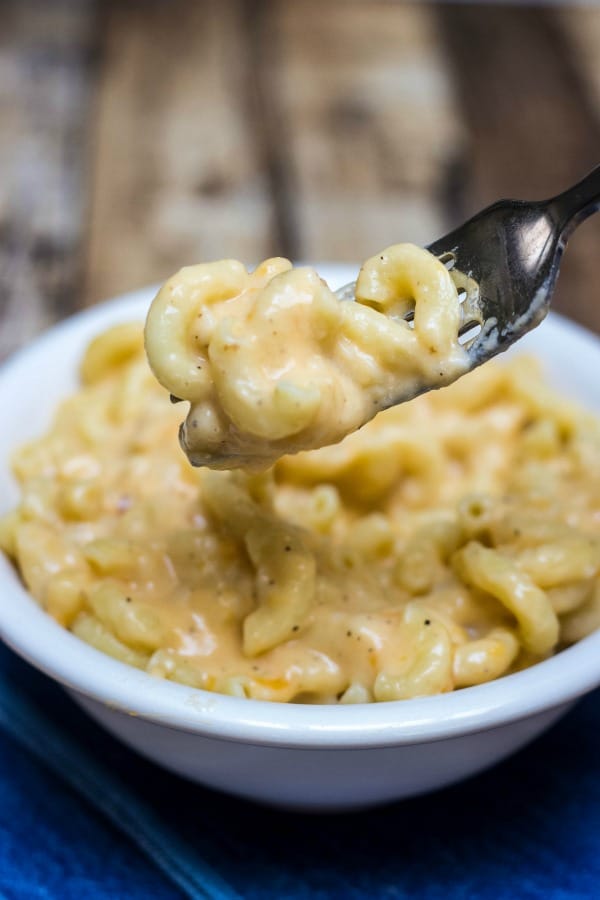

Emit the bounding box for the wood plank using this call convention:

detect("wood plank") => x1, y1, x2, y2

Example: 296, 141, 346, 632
0, 0, 98, 359
557, 9, 600, 335
254, 0, 465, 263
437, 4, 600, 334
562, 8, 600, 112
84, 0, 275, 306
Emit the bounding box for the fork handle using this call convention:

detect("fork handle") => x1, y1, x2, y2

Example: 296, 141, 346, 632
546, 164, 600, 239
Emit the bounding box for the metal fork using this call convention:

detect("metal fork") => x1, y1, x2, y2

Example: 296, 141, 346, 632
336, 164, 600, 377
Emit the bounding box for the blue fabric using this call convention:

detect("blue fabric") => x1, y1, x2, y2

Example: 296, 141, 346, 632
0, 643, 599, 899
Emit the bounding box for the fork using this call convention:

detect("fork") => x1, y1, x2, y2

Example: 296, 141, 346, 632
337, 164, 600, 374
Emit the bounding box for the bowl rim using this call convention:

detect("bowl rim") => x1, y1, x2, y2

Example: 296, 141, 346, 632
2, 277, 600, 750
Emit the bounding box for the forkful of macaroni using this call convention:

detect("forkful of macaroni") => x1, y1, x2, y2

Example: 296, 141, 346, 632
145, 165, 600, 470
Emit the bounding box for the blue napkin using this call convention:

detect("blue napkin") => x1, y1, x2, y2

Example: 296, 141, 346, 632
1, 642, 599, 900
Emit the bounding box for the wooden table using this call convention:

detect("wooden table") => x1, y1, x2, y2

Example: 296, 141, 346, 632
2, 1, 600, 359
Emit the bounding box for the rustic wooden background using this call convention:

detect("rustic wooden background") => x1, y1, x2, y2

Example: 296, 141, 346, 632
2, 0, 600, 360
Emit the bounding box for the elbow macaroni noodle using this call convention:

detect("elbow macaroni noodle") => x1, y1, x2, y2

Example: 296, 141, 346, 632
144, 245, 468, 469
2, 249, 600, 703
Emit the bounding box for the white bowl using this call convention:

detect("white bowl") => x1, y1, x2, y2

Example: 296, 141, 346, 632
2, 267, 600, 812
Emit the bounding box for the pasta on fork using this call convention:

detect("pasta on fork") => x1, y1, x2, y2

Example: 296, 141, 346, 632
144, 245, 468, 469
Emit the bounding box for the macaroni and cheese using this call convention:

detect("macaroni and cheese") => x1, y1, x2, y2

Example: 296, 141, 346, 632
2, 315, 599, 702
144, 245, 469, 469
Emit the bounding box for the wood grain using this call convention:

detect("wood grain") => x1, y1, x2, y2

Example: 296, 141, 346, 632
2, 1, 600, 357
438, 4, 600, 333
0, 0, 97, 358
84, 0, 275, 306
253, 0, 466, 263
